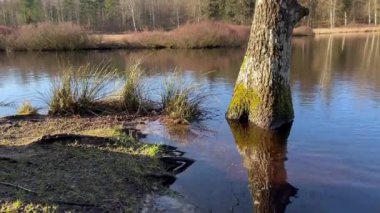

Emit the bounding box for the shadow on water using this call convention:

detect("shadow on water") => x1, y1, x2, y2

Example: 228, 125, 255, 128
228, 121, 297, 213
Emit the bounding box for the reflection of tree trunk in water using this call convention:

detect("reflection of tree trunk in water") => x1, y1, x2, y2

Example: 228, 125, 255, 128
361, 34, 377, 70
320, 35, 333, 90
362, 34, 370, 67
368, 34, 377, 70
375, 36, 380, 60
228, 121, 297, 213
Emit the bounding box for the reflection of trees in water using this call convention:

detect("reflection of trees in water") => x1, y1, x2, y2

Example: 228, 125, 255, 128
292, 34, 380, 105
0, 51, 116, 84
0, 49, 245, 86
228, 121, 297, 213
2, 35, 380, 100
121, 48, 244, 83
320, 35, 334, 104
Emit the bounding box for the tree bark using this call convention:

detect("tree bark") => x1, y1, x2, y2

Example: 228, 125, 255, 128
375, 0, 378, 25
176, 9, 180, 29
131, 7, 137, 32
345, 11, 347, 26
226, 0, 308, 129
369, 0, 372, 24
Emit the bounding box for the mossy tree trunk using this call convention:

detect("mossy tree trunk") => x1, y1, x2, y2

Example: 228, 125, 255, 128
227, 0, 308, 129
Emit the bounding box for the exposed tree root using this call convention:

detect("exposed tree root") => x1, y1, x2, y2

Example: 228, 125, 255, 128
159, 156, 195, 175
0, 181, 36, 194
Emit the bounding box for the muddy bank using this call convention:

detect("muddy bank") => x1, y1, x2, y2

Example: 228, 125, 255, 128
0, 115, 194, 212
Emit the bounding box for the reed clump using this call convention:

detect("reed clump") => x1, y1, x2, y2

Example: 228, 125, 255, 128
121, 62, 148, 113
45, 61, 210, 124
48, 62, 118, 115
161, 74, 208, 123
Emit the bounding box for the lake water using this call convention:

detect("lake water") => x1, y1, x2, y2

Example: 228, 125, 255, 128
1, 34, 380, 212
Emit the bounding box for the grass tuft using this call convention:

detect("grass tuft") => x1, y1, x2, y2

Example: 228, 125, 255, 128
121, 62, 147, 113
41, 61, 212, 124
140, 144, 161, 157
16, 101, 39, 115
161, 74, 208, 123
48, 62, 118, 115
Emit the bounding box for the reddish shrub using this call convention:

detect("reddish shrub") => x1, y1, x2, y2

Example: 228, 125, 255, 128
0, 22, 92, 51
123, 21, 250, 49
0, 25, 13, 35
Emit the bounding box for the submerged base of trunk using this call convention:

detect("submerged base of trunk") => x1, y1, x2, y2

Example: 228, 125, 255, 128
226, 83, 294, 129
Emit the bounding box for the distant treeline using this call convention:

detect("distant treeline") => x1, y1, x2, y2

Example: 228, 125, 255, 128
0, 0, 378, 32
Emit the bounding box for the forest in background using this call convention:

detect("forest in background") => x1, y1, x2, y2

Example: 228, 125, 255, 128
0, 0, 379, 32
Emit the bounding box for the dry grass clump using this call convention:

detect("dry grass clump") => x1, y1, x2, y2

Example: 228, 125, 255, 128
161, 74, 208, 123
121, 62, 148, 113
47, 61, 151, 116
1, 22, 92, 51
16, 101, 39, 115
48, 62, 118, 115
124, 21, 250, 49
41, 61, 212, 123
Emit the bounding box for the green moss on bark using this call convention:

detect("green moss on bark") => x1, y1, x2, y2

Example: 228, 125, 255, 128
227, 84, 261, 120
276, 84, 294, 120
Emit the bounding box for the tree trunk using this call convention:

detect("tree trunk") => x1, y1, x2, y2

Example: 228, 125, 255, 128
197, 0, 201, 23
131, 7, 137, 32
369, 0, 372, 24
333, 0, 336, 27
375, 0, 378, 25
226, 0, 308, 129
176, 9, 180, 29
151, 4, 156, 29
307, 0, 314, 27
345, 11, 347, 26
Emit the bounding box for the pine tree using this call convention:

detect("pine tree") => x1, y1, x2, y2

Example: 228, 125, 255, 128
206, 0, 222, 20
22, 0, 42, 23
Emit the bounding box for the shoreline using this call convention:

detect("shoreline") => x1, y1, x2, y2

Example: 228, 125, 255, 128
0, 114, 194, 212
313, 26, 380, 35
1, 24, 380, 52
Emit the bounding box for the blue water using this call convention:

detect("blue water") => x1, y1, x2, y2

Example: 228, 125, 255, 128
1, 34, 380, 212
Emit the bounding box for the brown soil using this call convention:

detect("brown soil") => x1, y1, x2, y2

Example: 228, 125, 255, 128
0, 114, 187, 212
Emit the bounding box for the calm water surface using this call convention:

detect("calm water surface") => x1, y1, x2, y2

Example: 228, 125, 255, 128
1, 34, 380, 212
